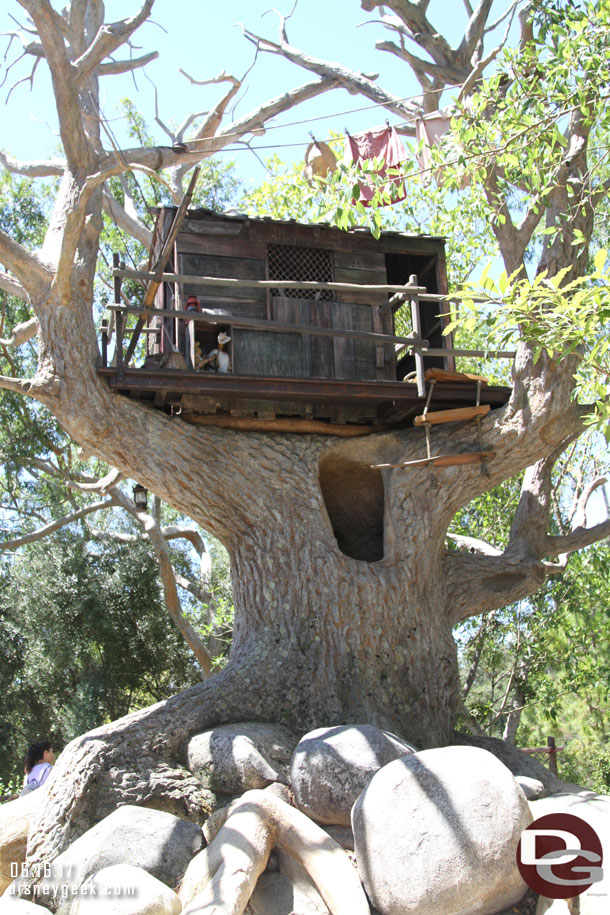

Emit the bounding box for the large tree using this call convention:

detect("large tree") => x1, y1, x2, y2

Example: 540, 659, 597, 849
1, 0, 609, 872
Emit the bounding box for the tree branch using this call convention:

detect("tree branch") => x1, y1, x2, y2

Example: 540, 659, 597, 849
102, 189, 153, 248
0, 272, 29, 301
0, 316, 38, 346
18, 0, 93, 171
546, 519, 610, 557
110, 487, 213, 676
0, 150, 65, 177
97, 50, 158, 77
0, 226, 51, 297
0, 497, 113, 550
240, 26, 418, 118
72, 1, 155, 84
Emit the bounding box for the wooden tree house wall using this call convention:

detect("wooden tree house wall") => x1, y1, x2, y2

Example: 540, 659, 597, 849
100, 208, 511, 432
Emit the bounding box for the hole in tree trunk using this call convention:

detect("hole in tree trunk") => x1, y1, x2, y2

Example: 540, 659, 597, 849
318, 455, 385, 562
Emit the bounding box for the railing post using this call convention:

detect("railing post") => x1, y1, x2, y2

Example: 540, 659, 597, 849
101, 319, 108, 368
547, 736, 558, 775
409, 273, 426, 398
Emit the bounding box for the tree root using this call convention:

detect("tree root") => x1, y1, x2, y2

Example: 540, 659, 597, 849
179, 785, 370, 915
25, 662, 273, 872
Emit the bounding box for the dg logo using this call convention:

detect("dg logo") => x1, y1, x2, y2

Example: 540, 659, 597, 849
516, 813, 604, 899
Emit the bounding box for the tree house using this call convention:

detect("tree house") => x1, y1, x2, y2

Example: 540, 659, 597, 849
99, 208, 511, 432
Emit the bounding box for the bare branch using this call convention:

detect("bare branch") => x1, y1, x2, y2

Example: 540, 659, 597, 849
102, 189, 153, 248
0, 149, 64, 178
0, 226, 51, 297
0, 316, 38, 346
0, 497, 113, 550
446, 533, 502, 556
546, 519, 610, 556
570, 475, 607, 531
459, 0, 494, 63
0, 272, 28, 300
68, 466, 123, 493
110, 487, 213, 676
72, 1, 155, 84
107, 77, 340, 173
445, 549, 548, 622
97, 50, 158, 77
240, 26, 418, 119
18, 0, 93, 170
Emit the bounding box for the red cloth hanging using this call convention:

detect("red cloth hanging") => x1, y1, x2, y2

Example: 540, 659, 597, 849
344, 125, 408, 206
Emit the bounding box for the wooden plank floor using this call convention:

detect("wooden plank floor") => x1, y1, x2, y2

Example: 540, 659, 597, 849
99, 367, 509, 405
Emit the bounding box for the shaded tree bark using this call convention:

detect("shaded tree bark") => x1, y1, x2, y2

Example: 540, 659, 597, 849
0, 0, 607, 876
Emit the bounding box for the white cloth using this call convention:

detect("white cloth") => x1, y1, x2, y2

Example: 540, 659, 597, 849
26, 762, 51, 787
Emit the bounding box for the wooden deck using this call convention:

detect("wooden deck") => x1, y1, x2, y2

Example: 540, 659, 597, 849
98, 367, 511, 430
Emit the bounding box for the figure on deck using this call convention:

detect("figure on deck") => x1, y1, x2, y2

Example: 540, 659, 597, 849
198, 332, 232, 373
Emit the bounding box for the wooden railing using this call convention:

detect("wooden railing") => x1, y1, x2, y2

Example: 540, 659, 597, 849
105, 264, 516, 394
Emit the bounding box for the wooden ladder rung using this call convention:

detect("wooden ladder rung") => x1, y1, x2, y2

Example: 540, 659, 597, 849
414, 404, 490, 426
372, 450, 496, 470
424, 368, 489, 384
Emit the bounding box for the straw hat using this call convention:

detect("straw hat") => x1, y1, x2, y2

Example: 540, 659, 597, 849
217, 332, 231, 345
303, 140, 337, 184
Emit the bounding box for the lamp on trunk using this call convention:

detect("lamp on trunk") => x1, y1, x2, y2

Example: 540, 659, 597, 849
132, 484, 148, 510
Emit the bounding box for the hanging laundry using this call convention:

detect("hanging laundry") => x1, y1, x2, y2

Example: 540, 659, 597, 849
303, 139, 337, 185
415, 110, 470, 188
344, 124, 408, 206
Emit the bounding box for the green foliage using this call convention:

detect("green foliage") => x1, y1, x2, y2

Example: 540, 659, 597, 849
0, 532, 209, 785
241, 149, 496, 289
447, 253, 610, 432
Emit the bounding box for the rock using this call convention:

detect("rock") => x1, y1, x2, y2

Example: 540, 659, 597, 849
517, 776, 547, 800
455, 734, 586, 794
352, 745, 532, 915
290, 724, 416, 826
535, 899, 572, 915
0, 897, 50, 913
245, 851, 331, 915
36, 805, 202, 914
322, 825, 354, 851
187, 722, 299, 795
0, 793, 43, 894
530, 793, 610, 914
72, 864, 182, 914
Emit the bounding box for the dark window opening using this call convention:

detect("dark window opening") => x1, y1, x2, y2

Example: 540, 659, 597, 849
268, 244, 335, 301
385, 252, 445, 379
319, 455, 384, 562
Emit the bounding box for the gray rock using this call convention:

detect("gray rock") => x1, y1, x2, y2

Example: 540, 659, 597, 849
72, 864, 182, 914
187, 723, 299, 795
290, 724, 416, 826
0, 897, 50, 914
516, 775, 547, 800
36, 805, 202, 914
0, 792, 41, 895
352, 745, 532, 915
245, 852, 330, 915
454, 733, 586, 794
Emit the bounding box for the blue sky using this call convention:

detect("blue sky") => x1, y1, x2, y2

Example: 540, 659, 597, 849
0, 0, 483, 185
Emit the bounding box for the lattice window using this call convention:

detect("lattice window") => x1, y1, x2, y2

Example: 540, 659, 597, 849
267, 244, 335, 300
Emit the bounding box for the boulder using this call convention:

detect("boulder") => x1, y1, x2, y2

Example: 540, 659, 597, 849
36, 805, 202, 914
455, 734, 586, 794
245, 851, 331, 915
187, 722, 299, 795
530, 793, 610, 915
290, 724, 416, 826
516, 776, 547, 800
0, 793, 43, 894
0, 897, 50, 914
352, 745, 532, 915
72, 864, 182, 914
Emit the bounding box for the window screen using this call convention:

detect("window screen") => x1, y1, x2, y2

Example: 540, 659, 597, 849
267, 243, 335, 300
